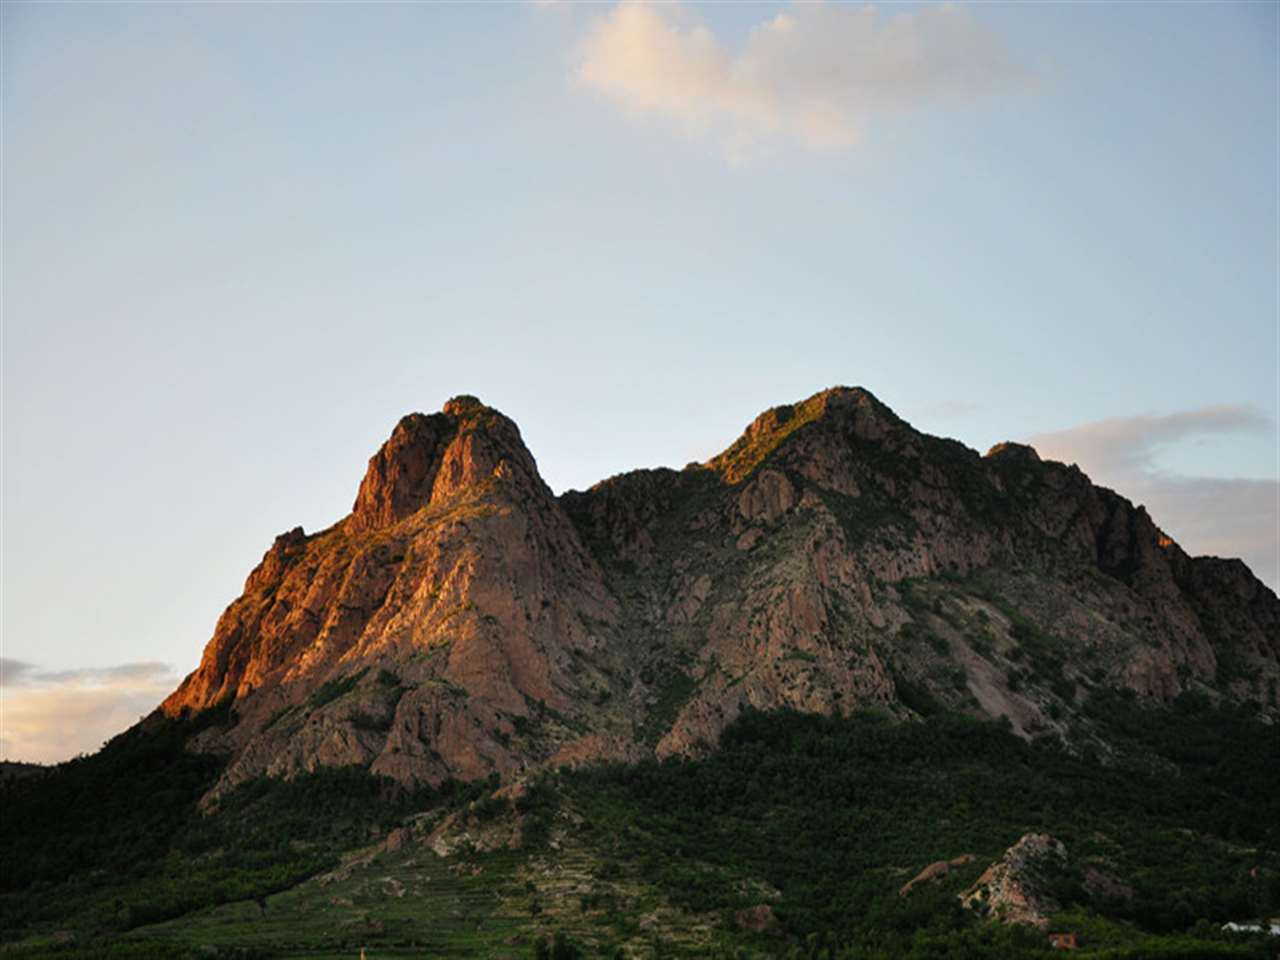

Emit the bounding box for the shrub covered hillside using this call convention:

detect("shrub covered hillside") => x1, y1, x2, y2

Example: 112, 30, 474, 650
2, 694, 1278, 959
552, 698, 1279, 958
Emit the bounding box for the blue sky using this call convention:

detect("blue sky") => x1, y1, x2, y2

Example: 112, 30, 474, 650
2, 1, 1276, 762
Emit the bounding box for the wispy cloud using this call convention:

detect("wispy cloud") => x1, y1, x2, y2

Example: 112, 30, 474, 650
1029, 407, 1270, 475
575, 1, 1027, 157
1028, 406, 1278, 591
0, 660, 177, 764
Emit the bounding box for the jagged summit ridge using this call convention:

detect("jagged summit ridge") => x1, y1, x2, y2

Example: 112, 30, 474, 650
706, 386, 903, 484
351, 396, 546, 533
984, 441, 1041, 463
161, 386, 1279, 799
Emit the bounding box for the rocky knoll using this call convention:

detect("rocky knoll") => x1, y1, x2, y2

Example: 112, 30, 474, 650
960, 833, 1068, 928
162, 388, 1280, 798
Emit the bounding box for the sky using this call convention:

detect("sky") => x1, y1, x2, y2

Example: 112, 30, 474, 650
1, 1, 1276, 763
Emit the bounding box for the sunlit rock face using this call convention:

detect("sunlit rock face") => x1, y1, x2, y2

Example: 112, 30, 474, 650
164, 396, 621, 797
162, 387, 1280, 799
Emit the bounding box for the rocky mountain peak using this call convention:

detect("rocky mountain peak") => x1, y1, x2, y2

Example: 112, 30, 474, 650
708, 385, 901, 483
350, 412, 450, 532
350, 397, 543, 533
441, 394, 486, 417
985, 441, 1042, 463
160, 386, 1279, 803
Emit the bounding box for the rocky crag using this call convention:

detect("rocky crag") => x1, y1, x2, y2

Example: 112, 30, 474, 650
960, 833, 1069, 928
162, 388, 1280, 799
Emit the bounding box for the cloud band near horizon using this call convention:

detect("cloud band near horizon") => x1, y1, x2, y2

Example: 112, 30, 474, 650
0, 659, 178, 765
1028, 405, 1278, 591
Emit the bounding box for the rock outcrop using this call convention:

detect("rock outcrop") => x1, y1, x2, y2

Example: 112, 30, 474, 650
159, 387, 1280, 799
960, 834, 1068, 928
899, 855, 976, 897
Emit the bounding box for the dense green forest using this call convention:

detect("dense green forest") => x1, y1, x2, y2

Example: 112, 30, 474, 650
555, 696, 1279, 957
2, 693, 1277, 959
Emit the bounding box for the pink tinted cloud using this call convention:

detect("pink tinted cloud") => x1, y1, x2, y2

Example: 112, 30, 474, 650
0, 660, 177, 764
575, 1, 1027, 158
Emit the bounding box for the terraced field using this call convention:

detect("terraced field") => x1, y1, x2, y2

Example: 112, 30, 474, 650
118, 802, 733, 959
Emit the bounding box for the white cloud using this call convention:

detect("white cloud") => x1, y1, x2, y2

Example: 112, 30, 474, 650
0, 660, 178, 764
575, 1, 1026, 156
1028, 407, 1278, 591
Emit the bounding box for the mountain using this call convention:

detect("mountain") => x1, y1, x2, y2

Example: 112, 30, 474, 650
6, 386, 1280, 960
162, 387, 1279, 800
164, 395, 621, 794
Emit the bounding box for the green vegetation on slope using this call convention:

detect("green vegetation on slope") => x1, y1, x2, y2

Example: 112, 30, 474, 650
3, 696, 1277, 959
2, 704, 230, 906
0, 706, 486, 946
555, 698, 1279, 958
